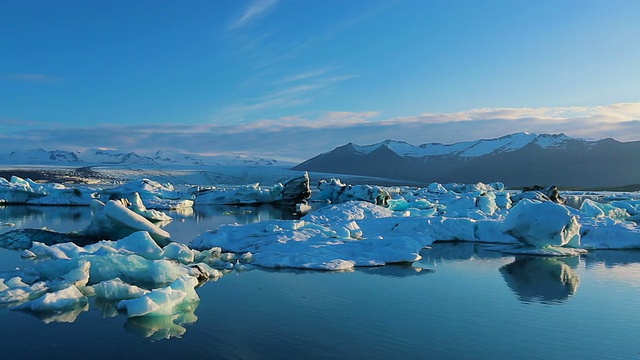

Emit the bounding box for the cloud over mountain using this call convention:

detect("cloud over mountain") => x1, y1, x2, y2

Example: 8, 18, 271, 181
0, 102, 638, 163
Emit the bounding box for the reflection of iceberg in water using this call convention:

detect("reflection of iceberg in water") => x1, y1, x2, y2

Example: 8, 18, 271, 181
123, 302, 199, 341
500, 257, 580, 304
358, 264, 433, 278
583, 250, 640, 268
23, 303, 89, 324
419, 241, 506, 266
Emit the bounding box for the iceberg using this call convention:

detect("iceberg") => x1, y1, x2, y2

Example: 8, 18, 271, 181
14, 285, 88, 312
100, 178, 193, 210
191, 201, 521, 270
502, 199, 581, 248
91, 278, 150, 300
0, 176, 98, 205
0, 229, 244, 327
316, 178, 392, 206
195, 183, 278, 205
190, 179, 640, 269
81, 199, 171, 246
116, 276, 199, 317
195, 172, 311, 207
0, 175, 195, 211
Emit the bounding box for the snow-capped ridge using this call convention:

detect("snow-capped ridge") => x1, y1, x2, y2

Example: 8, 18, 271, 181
348, 132, 591, 158
6, 149, 81, 164
0, 148, 289, 167
293, 132, 640, 188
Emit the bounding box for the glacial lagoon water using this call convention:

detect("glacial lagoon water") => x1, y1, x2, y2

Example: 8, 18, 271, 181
1, 205, 639, 359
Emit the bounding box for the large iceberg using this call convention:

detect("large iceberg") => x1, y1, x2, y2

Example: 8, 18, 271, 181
502, 199, 581, 248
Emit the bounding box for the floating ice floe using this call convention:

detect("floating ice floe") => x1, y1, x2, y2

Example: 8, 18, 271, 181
0, 196, 175, 249
0, 176, 98, 205
316, 178, 394, 206
195, 183, 280, 205
0, 172, 314, 211
80, 199, 172, 246
191, 178, 640, 269
195, 172, 311, 207
100, 178, 194, 210
191, 201, 518, 270
0, 230, 253, 332
0, 176, 194, 210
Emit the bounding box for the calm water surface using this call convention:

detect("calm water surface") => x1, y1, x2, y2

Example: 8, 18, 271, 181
1, 205, 639, 359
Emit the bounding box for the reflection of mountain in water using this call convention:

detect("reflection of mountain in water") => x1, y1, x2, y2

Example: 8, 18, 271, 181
500, 257, 580, 304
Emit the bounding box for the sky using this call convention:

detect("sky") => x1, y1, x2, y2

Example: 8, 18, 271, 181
1, 0, 640, 162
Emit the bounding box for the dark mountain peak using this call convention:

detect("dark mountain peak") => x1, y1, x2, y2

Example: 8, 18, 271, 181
597, 137, 621, 145
366, 142, 403, 158
294, 133, 640, 188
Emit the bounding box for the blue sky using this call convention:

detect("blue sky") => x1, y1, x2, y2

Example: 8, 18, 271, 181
1, 0, 640, 161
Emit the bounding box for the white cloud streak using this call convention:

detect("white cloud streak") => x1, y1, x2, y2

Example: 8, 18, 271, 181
228, 0, 280, 30
214, 69, 356, 121
1, 102, 639, 163
1, 73, 62, 83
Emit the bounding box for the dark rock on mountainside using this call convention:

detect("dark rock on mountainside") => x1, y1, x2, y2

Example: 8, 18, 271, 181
293, 133, 640, 188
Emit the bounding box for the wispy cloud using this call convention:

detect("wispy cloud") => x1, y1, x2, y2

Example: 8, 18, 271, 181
1, 73, 62, 83
0, 117, 47, 126
228, 0, 280, 30
279, 68, 336, 83
2, 102, 639, 162
215, 68, 356, 121
228, 1, 397, 70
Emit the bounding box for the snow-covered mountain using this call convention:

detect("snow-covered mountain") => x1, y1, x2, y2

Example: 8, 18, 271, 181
6, 149, 82, 163
347, 132, 584, 158
0, 148, 290, 167
294, 132, 640, 188
152, 150, 281, 167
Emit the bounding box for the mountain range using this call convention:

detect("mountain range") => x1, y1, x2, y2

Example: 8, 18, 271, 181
3, 133, 639, 189
0, 148, 289, 167
292, 132, 640, 188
